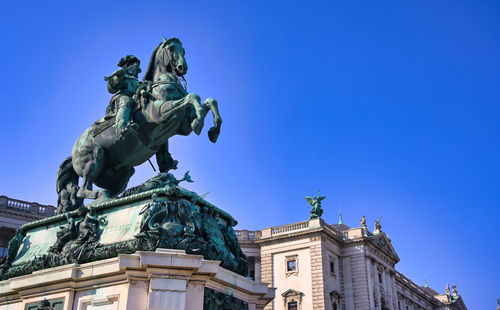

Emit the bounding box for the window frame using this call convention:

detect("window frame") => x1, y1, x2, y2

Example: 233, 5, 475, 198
285, 255, 299, 277
329, 255, 336, 278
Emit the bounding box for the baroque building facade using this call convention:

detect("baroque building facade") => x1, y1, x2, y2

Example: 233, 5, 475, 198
236, 217, 467, 310
0, 195, 57, 257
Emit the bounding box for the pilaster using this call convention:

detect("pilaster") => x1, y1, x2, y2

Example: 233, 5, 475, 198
310, 235, 325, 310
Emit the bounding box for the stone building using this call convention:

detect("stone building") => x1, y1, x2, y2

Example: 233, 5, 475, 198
0, 195, 57, 257
236, 217, 467, 310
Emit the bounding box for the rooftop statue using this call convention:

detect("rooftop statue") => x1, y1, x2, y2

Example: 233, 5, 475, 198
374, 216, 382, 234
360, 215, 367, 229
56, 37, 222, 213
304, 190, 325, 219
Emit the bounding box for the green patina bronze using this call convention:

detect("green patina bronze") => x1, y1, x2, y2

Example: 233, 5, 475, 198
0, 173, 247, 279
0, 38, 249, 280
304, 190, 325, 219
57, 37, 222, 213
204, 287, 249, 310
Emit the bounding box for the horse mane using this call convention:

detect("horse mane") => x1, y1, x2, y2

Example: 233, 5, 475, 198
143, 38, 182, 82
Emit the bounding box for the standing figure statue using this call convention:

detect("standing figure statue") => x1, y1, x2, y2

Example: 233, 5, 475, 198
56, 37, 222, 213
304, 190, 325, 219
374, 216, 382, 234
74, 207, 101, 246
360, 216, 367, 229
2, 228, 24, 267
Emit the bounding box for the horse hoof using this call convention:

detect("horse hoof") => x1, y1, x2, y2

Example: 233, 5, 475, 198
208, 126, 220, 143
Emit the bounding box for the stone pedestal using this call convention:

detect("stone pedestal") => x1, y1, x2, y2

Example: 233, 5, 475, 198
0, 249, 274, 310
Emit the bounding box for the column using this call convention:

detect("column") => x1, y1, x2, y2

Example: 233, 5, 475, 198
365, 256, 375, 310
389, 272, 398, 310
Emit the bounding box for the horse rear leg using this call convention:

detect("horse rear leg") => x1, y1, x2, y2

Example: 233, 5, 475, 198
97, 166, 135, 198
76, 145, 109, 200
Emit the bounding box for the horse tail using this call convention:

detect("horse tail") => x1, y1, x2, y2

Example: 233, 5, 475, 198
56, 156, 83, 214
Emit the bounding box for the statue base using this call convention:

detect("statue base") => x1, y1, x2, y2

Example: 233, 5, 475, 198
0, 249, 274, 309
0, 173, 248, 279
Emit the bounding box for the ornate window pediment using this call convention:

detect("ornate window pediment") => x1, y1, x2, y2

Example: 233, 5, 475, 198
329, 290, 342, 310
282, 289, 303, 310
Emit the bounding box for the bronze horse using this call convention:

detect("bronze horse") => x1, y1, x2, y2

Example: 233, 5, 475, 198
56, 38, 222, 213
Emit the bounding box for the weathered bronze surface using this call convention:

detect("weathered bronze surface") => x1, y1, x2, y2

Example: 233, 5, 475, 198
57, 37, 222, 213
304, 191, 325, 219
0, 38, 250, 280
204, 287, 249, 310
0, 173, 247, 279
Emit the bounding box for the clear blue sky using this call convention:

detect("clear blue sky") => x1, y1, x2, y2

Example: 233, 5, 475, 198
0, 0, 498, 308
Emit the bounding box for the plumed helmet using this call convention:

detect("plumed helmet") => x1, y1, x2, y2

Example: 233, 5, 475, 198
118, 55, 140, 67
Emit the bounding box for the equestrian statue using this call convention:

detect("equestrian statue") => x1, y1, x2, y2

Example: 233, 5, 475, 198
56, 37, 222, 214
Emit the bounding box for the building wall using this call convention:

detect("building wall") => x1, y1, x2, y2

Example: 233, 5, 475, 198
237, 218, 467, 310
321, 237, 343, 310
0, 195, 56, 257
260, 235, 314, 310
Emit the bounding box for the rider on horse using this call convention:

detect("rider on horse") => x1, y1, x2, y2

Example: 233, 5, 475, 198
104, 55, 142, 139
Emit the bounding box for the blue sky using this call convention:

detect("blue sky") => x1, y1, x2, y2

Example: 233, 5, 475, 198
0, 0, 499, 308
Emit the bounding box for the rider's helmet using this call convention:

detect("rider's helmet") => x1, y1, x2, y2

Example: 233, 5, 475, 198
118, 55, 140, 67
118, 55, 141, 78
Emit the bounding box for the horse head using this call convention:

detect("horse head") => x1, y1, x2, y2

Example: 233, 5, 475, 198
144, 37, 187, 82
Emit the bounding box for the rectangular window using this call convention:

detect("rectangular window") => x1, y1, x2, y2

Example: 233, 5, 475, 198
329, 256, 336, 278
332, 302, 338, 310
378, 273, 383, 284
285, 255, 299, 276
288, 302, 298, 310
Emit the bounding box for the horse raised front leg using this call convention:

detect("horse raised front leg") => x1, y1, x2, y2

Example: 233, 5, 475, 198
76, 145, 110, 201
204, 98, 222, 143
187, 93, 206, 135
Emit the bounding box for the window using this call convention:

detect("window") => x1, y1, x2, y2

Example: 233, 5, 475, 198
329, 291, 341, 310
285, 255, 299, 276
282, 289, 303, 310
329, 256, 336, 277
378, 272, 383, 284
247, 256, 255, 280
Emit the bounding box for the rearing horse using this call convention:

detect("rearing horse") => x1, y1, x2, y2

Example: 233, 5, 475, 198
56, 37, 222, 213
